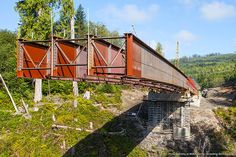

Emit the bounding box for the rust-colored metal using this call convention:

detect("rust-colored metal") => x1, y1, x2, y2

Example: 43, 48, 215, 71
54, 39, 87, 79
126, 33, 133, 76
17, 40, 50, 79
16, 34, 199, 94
91, 38, 125, 78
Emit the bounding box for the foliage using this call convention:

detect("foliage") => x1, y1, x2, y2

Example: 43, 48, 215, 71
92, 84, 122, 108
215, 107, 236, 140
0, 30, 33, 104
75, 4, 86, 38
95, 83, 120, 93
54, 0, 74, 38
178, 53, 236, 89
127, 148, 147, 157
15, 0, 58, 40
0, 87, 148, 156
155, 42, 164, 56
42, 80, 72, 95
0, 95, 115, 156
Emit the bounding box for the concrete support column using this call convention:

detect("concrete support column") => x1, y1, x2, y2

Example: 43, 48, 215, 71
147, 101, 163, 132
146, 91, 191, 138
34, 79, 42, 102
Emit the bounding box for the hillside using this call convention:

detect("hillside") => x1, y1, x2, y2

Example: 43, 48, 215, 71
0, 83, 152, 156
179, 53, 236, 89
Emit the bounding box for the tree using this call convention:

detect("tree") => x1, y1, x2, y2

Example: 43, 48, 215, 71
75, 4, 86, 38
0, 30, 33, 104
155, 42, 164, 56
54, 0, 74, 38
15, 0, 58, 40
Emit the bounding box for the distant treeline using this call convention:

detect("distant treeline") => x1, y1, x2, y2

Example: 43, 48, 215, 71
177, 53, 236, 89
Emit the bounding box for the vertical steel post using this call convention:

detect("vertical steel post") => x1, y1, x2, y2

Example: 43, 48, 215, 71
17, 41, 23, 77
87, 8, 90, 75
50, 10, 54, 77
126, 33, 133, 76
50, 37, 54, 76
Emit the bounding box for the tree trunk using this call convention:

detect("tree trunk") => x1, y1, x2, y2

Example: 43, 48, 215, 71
34, 79, 42, 102
70, 0, 78, 107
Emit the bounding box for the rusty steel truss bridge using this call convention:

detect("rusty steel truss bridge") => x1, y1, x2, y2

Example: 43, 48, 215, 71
16, 33, 198, 95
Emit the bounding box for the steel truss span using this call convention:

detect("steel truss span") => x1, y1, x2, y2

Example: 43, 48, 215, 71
16, 33, 198, 94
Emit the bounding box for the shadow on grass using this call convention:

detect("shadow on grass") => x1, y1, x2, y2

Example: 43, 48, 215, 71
62, 102, 149, 157
62, 99, 182, 157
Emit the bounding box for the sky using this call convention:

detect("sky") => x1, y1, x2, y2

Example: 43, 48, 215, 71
1, 0, 236, 59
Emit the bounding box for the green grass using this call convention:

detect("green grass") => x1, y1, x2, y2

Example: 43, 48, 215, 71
92, 84, 122, 109
0, 93, 115, 156
213, 106, 236, 153
0, 84, 148, 156
214, 106, 236, 140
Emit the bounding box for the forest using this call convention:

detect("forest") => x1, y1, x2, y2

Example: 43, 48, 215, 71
179, 53, 236, 89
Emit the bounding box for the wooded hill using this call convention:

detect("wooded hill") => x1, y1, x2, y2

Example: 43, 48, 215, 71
179, 53, 236, 89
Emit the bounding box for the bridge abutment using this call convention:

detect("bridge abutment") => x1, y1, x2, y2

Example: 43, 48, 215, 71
145, 91, 191, 139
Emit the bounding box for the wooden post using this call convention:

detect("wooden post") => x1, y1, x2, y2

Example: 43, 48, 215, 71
21, 98, 29, 114
0, 74, 19, 113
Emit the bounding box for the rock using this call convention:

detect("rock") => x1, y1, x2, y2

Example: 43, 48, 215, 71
33, 107, 39, 112
89, 122, 93, 130
23, 114, 32, 119
18, 107, 25, 113
52, 114, 56, 122
83, 91, 90, 100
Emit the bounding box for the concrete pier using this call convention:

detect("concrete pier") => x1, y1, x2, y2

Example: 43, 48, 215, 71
145, 91, 191, 139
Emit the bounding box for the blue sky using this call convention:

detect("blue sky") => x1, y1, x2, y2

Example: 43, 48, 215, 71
1, 0, 236, 59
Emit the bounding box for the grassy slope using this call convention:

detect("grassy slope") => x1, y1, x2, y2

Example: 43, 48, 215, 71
214, 101, 236, 140
0, 84, 147, 157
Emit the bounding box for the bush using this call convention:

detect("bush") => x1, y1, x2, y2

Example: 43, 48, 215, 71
95, 84, 120, 93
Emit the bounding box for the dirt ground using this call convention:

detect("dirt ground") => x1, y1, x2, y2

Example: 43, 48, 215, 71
189, 97, 222, 131
190, 85, 236, 131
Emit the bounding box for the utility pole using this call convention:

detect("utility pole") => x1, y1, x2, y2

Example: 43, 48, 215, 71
70, 0, 78, 107
175, 41, 180, 68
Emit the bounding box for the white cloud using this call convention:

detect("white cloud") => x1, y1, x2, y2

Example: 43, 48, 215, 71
102, 4, 159, 23
200, 2, 236, 21
175, 30, 197, 43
